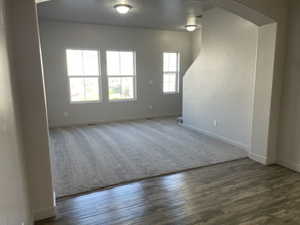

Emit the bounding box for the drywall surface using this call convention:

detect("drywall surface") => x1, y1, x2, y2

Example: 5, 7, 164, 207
192, 29, 202, 60
0, 0, 32, 224
183, 0, 287, 164
10, 0, 55, 221
0, 0, 286, 223
277, 0, 300, 171
39, 21, 193, 127
234, 0, 288, 164
250, 23, 277, 163
183, 8, 258, 150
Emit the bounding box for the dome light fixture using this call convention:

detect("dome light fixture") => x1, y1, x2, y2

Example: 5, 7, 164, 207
185, 24, 198, 32
114, 3, 133, 14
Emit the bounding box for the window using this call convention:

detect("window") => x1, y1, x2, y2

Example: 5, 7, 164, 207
106, 51, 136, 101
163, 52, 180, 93
66, 49, 100, 102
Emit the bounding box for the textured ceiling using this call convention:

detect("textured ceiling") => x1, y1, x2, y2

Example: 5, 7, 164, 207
37, 0, 214, 31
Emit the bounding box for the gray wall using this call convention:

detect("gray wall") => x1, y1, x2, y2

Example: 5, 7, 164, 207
183, 8, 258, 150
277, 0, 300, 171
0, 0, 287, 222
39, 21, 193, 127
192, 29, 202, 60
183, 0, 288, 165
0, 0, 31, 224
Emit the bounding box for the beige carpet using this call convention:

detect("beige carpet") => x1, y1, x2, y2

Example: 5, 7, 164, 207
49, 117, 247, 197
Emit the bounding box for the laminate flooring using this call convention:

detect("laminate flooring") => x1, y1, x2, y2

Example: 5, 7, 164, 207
36, 159, 300, 225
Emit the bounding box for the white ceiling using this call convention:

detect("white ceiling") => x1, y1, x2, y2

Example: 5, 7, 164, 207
37, 0, 214, 31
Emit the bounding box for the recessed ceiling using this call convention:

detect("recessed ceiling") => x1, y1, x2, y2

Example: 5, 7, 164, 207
37, 0, 214, 31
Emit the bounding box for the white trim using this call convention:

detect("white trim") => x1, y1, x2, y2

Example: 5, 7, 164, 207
248, 152, 268, 165
181, 123, 275, 166
66, 49, 102, 103
181, 122, 249, 152
106, 50, 137, 102
68, 77, 101, 103
163, 92, 181, 95
107, 76, 137, 102
33, 206, 56, 221
162, 52, 180, 94
249, 29, 259, 152
49, 113, 181, 128
108, 97, 137, 103
277, 160, 300, 173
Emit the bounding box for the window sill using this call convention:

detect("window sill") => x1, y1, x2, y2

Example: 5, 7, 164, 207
70, 100, 101, 104
163, 92, 180, 95
109, 98, 137, 103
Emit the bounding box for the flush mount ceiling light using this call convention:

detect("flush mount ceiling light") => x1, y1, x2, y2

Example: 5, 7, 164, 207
114, 4, 133, 14
184, 24, 198, 32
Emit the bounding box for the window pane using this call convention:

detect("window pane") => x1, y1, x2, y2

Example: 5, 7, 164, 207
108, 77, 121, 100
120, 52, 134, 75
107, 51, 120, 75
67, 50, 83, 76
163, 73, 176, 93
163, 53, 169, 72
163, 53, 178, 72
70, 78, 99, 102
121, 77, 134, 99
85, 78, 100, 101
70, 77, 85, 101
107, 51, 135, 76
108, 77, 134, 100
83, 51, 99, 75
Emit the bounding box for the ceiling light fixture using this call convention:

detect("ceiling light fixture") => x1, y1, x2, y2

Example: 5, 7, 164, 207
114, 4, 133, 14
185, 24, 198, 32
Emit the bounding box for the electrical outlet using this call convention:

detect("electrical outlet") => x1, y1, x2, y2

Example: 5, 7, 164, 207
64, 112, 69, 117
213, 120, 218, 127
149, 80, 153, 85
148, 105, 153, 110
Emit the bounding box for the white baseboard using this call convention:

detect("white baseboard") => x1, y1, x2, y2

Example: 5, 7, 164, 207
33, 206, 56, 221
277, 159, 300, 173
181, 122, 249, 152
50, 113, 181, 129
248, 152, 268, 165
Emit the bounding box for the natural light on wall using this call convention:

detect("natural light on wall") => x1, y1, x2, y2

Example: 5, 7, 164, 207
66, 49, 100, 102
106, 51, 136, 101
163, 52, 180, 93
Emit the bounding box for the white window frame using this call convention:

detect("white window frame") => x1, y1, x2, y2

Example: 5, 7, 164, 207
106, 50, 137, 102
162, 52, 180, 94
66, 49, 102, 104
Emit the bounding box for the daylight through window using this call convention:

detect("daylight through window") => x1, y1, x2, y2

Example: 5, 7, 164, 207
106, 51, 136, 101
66, 49, 100, 102
163, 52, 180, 93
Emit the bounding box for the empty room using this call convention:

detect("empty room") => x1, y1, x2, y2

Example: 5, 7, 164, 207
4, 0, 300, 225
36, 0, 258, 199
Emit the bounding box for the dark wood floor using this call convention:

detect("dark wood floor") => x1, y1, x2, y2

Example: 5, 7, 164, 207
36, 159, 300, 225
